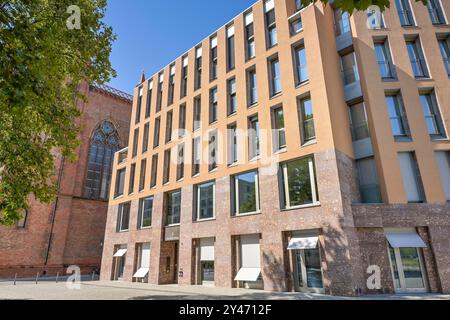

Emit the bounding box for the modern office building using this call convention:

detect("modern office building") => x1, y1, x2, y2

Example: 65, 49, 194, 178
101, 0, 450, 296
0, 83, 132, 278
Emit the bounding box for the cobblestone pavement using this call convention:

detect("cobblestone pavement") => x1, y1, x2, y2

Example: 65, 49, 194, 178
0, 280, 449, 300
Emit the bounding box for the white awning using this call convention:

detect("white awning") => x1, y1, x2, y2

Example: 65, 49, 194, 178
287, 236, 319, 250
133, 268, 149, 278
113, 249, 127, 257
234, 268, 261, 281
385, 231, 426, 248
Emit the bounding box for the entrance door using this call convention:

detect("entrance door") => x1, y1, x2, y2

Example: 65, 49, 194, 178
201, 261, 215, 286
116, 256, 126, 280
388, 246, 427, 293
199, 238, 215, 286
294, 247, 324, 293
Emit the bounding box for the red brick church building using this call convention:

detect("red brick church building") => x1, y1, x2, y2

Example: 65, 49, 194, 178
0, 82, 132, 278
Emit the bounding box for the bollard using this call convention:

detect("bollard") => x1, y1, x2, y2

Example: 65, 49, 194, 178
14, 274, 17, 286
35, 272, 39, 285
56, 272, 59, 283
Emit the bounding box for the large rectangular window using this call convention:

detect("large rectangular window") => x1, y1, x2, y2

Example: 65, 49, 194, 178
209, 130, 218, 172
142, 123, 149, 153
334, 9, 350, 36
192, 136, 201, 176
163, 149, 171, 184
227, 123, 238, 165
153, 117, 161, 148
385, 93, 410, 139
438, 37, 450, 76
166, 190, 181, 226
210, 36, 218, 81
406, 37, 429, 79
139, 159, 146, 192
145, 81, 152, 118
356, 157, 382, 203
115, 168, 126, 198
178, 103, 186, 137
426, 0, 446, 25
269, 57, 282, 96
168, 64, 175, 106
156, 73, 164, 112
341, 51, 360, 85
136, 87, 143, 124
132, 128, 139, 158
195, 181, 215, 220
181, 56, 188, 98
298, 96, 315, 143
281, 157, 319, 208
227, 25, 235, 71
349, 102, 370, 141
176, 143, 185, 181
117, 202, 130, 232
435, 151, 450, 201
247, 67, 258, 106
233, 171, 260, 215
248, 115, 260, 159
395, 0, 415, 26
227, 77, 237, 115
150, 154, 158, 188
128, 164, 135, 195
398, 152, 425, 203
420, 91, 446, 139
374, 38, 396, 80
294, 45, 308, 85
265, 0, 277, 48
138, 197, 153, 229
209, 87, 218, 123
195, 46, 202, 90
165, 110, 173, 143
272, 106, 286, 151
193, 96, 201, 131
244, 12, 255, 60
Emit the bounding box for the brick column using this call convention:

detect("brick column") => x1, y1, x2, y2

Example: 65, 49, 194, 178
179, 185, 194, 285
148, 192, 165, 285
428, 225, 450, 294
100, 204, 118, 281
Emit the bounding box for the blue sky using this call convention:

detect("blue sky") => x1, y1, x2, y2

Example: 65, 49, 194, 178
105, 0, 257, 94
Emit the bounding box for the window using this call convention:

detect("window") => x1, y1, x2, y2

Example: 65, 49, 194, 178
334, 9, 350, 36
210, 36, 218, 81
290, 17, 303, 35
128, 163, 136, 195
195, 181, 215, 220
269, 57, 282, 96
209, 87, 218, 123
265, 0, 277, 48
181, 56, 188, 98
146, 81, 153, 118
193, 96, 201, 131
168, 65, 175, 106
349, 102, 370, 141
209, 130, 218, 171
192, 136, 201, 176
298, 96, 315, 143
272, 106, 286, 151
398, 152, 425, 202
138, 197, 153, 229
406, 38, 429, 79
233, 171, 260, 215
395, 0, 415, 26
139, 159, 146, 192
244, 12, 255, 60
340, 51, 359, 85
227, 77, 237, 115
356, 157, 382, 203
166, 190, 181, 225
247, 67, 258, 106
84, 121, 120, 200
195, 46, 202, 90
156, 73, 164, 112
374, 38, 396, 80
426, 0, 446, 25
420, 91, 446, 138
438, 37, 450, 76
136, 87, 143, 124
165, 110, 173, 143
281, 157, 319, 208
132, 128, 139, 157
153, 117, 161, 148
150, 154, 158, 188
115, 168, 126, 198
294, 44, 308, 85
163, 149, 171, 184
295, 0, 304, 11
385, 93, 410, 139
227, 25, 235, 71
435, 151, 450, 200
228, 123, 238, 165
142, 123, 149, 153
248, 115, 260, 159
176, 143, 185, 181
178, 103, 187, 137
117, 202, 130, 232
367, 7, 385, 29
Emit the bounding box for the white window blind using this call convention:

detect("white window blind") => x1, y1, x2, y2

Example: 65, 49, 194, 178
200, 238, 215, 261
140, 243, 151, 268
170, 65, 176, 76
159, 73, 164, 83
183, 56, 189, 67
227, 25, 235, 38
211, 36, 218, 48
240, 234, 260, 268
138, 87, 143, 96
265, 0, 275, 12
196, 47, 202, 58
245, 12, 254, 26
149, 81, 153, 90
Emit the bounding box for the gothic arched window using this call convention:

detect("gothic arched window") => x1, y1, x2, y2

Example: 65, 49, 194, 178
84, 121, 120, 200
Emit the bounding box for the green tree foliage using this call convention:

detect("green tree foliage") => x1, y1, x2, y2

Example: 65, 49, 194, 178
0, 0, 116, 225
300, 0, 426, 12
